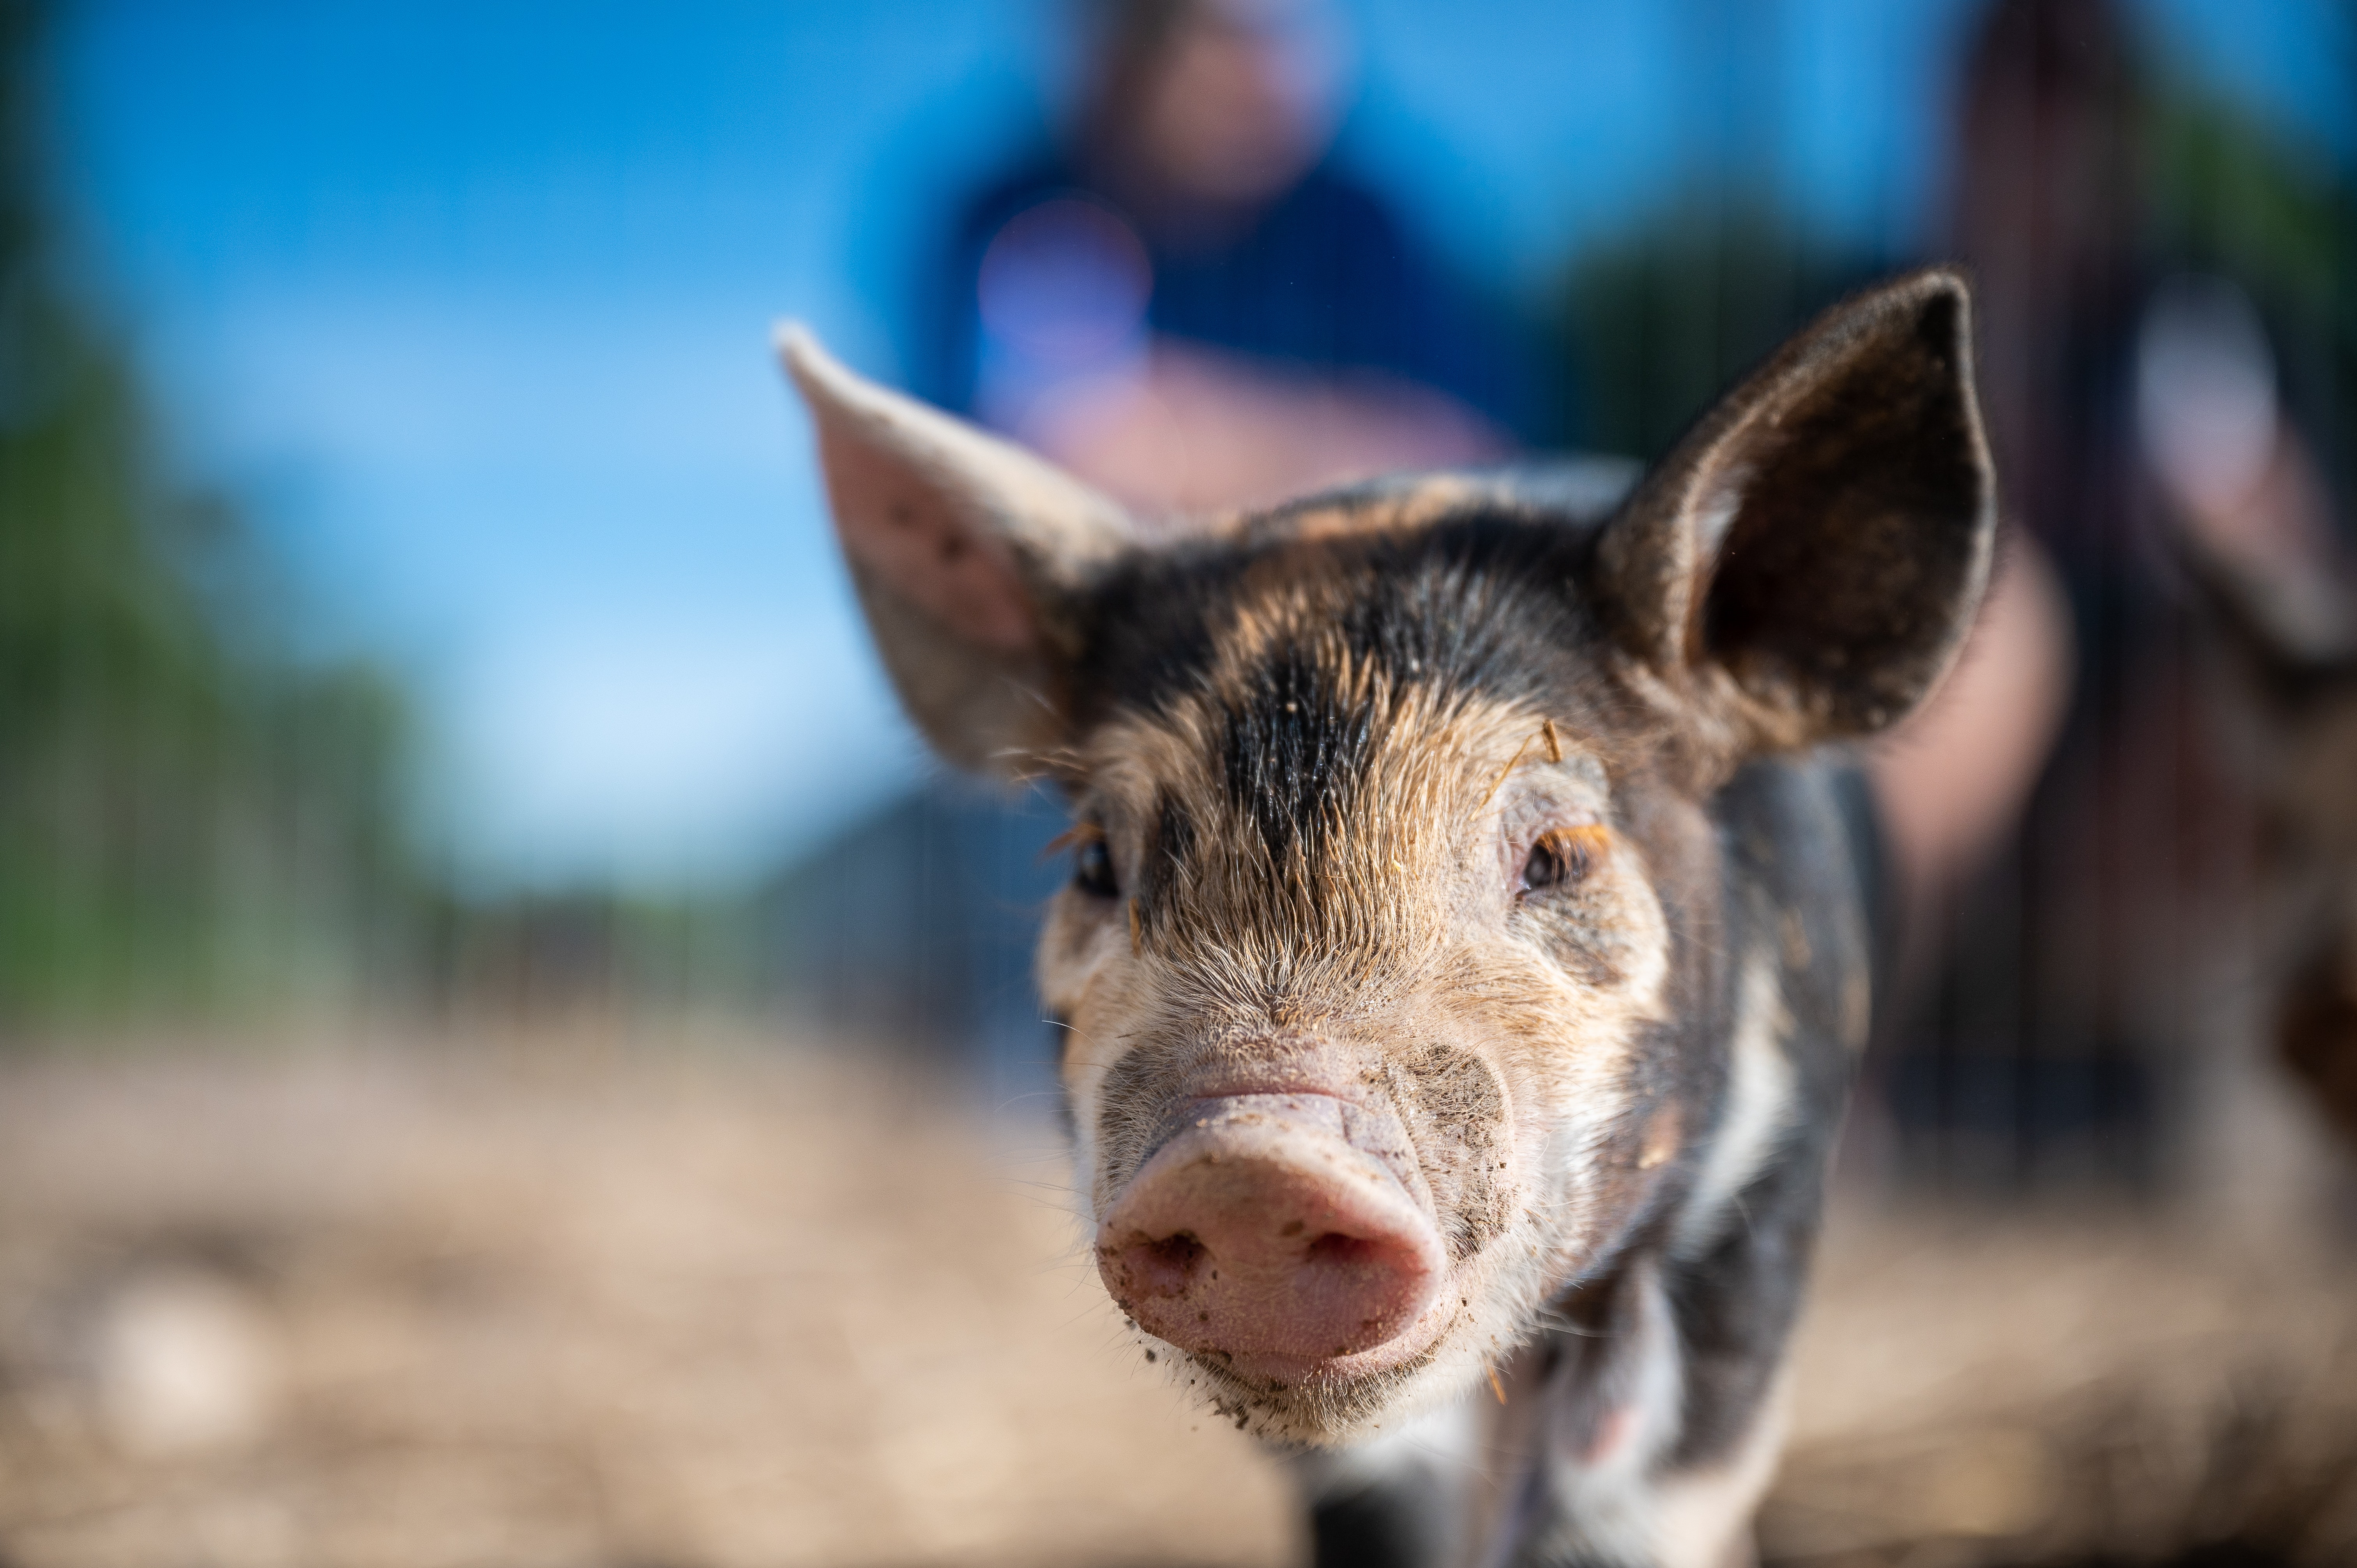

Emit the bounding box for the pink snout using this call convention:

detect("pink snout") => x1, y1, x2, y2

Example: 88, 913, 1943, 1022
1096, 1095, 1448, 1375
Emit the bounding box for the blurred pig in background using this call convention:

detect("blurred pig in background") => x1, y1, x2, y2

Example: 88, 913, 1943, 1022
2173, 496, 2357, 1159
1857, 0, 2357, 1214
2149, 273, 2357, 1159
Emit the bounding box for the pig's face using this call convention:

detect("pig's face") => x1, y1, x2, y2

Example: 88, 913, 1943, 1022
1036, 518, 1700, 1440
783, 270, 1993, 1445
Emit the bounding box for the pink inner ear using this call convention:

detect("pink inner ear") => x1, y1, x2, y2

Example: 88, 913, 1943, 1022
818, 423, 1039, 655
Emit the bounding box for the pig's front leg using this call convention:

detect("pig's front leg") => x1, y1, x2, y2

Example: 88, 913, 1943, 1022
2280, 910, 2357, 1151
1290, 1400, 1483, 1568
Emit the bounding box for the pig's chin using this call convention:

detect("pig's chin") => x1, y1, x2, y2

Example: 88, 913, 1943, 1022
1184, 1285, 1459, 1393
1168, 1288, 1474, 1447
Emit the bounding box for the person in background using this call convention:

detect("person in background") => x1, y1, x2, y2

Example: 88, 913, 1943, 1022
796, 0, 1537, 1102
911, 0, 1528, 516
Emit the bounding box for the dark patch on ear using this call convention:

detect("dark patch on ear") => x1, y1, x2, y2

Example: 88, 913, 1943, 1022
1700, 286, 1988, 732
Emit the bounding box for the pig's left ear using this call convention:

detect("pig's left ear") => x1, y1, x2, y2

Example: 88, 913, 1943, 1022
777, 325, 1133, 776
1597, 268, 1997, 754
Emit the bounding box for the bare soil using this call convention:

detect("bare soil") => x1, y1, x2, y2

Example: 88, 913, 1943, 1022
0, 1033, 2350, 1568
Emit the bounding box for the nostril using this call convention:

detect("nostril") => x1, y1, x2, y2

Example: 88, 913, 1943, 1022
1147, 1231, 1207, 1273
1304, 1232, 1384, 1270
1122, 1231, 1208, 1296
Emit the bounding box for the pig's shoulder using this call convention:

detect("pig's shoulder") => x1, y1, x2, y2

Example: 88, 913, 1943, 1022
1709, 751, 1878, 1114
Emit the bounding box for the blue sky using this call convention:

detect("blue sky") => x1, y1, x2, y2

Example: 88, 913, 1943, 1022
48, 0, 2353, 888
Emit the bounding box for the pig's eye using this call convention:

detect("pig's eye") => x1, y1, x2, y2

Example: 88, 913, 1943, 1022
1520, 829, 1594, 895
1073, 836, 1120, 900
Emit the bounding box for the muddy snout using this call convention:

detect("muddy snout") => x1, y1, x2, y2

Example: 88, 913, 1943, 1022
1095, 1095, 1447, 1372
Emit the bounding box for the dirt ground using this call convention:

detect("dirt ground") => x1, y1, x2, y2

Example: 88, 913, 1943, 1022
0, 1031, 2350, 1568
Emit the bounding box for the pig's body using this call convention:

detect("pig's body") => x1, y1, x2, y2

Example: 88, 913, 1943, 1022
1292, 745, 1879, 1568
783, 272, 1995, 1567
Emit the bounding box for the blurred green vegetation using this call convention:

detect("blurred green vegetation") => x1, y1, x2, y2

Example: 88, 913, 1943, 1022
0, 0, 426, 1024
2147, 84, 2357, 504
0, 1, 912, 1038
1552, 189, 1874, 463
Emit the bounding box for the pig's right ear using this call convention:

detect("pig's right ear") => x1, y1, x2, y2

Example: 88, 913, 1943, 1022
1596, 268, 1997, 760
777, 325, 1133, 776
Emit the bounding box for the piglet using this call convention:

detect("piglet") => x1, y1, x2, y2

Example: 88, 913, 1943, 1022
781, 270, 1994, 1568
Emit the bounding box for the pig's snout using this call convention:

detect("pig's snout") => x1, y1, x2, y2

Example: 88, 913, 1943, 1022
1096, 1095, 1447, 1373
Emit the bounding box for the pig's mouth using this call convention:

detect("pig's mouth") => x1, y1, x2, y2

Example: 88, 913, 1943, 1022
1094, 1091, 1465, 1400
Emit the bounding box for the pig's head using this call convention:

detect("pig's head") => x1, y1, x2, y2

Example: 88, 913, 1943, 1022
781, 271, 1993, 1444
2178, 528, 2357, 1149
